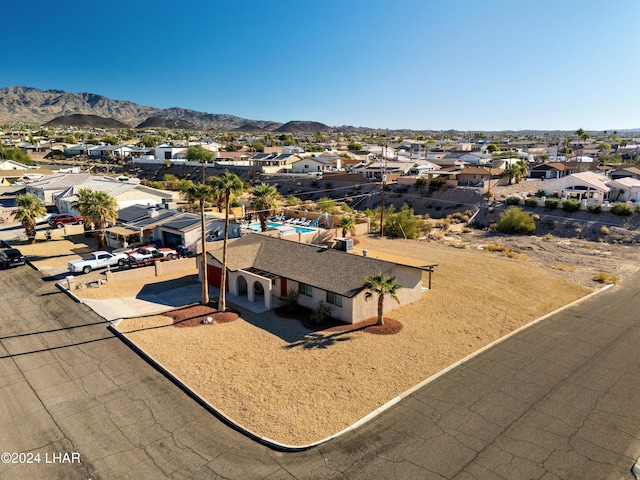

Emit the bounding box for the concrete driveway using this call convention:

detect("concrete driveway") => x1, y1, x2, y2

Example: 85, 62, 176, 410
2, 265, 640, 479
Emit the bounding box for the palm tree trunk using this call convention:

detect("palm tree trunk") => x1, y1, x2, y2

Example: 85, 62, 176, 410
218, 196, 230, 312
200, 199, 209, 305
377, 295, 384, 326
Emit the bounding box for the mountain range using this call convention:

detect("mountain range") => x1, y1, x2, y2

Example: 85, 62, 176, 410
0, 86, 288, 131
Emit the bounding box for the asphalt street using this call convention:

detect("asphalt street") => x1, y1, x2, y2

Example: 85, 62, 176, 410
1, 264, 640, 479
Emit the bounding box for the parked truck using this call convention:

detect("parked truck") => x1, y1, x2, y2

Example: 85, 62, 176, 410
127, 246, 177, 267
68, 251, 129, 274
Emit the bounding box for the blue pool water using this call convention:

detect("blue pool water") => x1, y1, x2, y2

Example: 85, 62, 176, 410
246, 221, 316, 233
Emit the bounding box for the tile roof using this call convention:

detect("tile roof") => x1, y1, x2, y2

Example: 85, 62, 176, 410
208, 233, 410, 297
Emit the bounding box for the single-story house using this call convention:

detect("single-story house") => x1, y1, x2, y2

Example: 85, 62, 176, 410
110, 204, 241, 249
290, 156, 341, 173
454, 166, 503, 187
253, 153, 301, 173
205, 233, 429, 323
610, 166, 640, 181
539, 172, 612, 202
606, 177, 640, 203
528, 162, 566, 179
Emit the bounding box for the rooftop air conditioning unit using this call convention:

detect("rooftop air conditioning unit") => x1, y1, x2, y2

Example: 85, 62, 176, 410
334, 237, 353, 251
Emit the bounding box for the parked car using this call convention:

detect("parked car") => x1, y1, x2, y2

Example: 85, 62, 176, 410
35, 213, 53, 225
0, 248, 26, 268
49, 214, 84, 228
68, 251, 129, 274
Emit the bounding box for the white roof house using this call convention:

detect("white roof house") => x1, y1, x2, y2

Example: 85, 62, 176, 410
540, 172, 612, 202
606, 177, 640, 202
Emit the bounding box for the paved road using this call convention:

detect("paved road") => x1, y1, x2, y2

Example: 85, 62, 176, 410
2, 265, 640, 479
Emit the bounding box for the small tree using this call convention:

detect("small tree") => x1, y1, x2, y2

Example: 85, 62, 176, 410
316, 197, 336, 213
364, 272, 401, 326
72, 189, 119, 250
250, 183, 279, 232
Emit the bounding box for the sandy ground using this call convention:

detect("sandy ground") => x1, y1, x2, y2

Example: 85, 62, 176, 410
100, 233, 627, 445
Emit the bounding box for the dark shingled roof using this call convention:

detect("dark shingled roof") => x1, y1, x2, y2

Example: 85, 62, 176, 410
208, 233, 404, 297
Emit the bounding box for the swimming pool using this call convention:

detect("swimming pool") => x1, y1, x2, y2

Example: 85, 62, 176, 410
245, 221, 316, 234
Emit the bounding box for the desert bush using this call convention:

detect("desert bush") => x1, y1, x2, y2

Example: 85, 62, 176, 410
534, 189, 546, 198
610, 203, 633, 216
484, 243, 509, 253
587, 204, 602, 214
600, 225, 610, 235
506, 196, 521, 206
593, 271, 618, 284
524, 197, 539, 207
544, 198, 560, 210
552, 263, 577, 272
311, 301, 333, 325
562, 199, 581, 212
280, 289, 300, 312
496, 206, 536, 234
415, 177, 427, 187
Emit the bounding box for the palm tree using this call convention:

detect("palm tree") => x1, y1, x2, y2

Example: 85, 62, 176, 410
12, 193, 46, 244
250, 183, 279, 232
337, 216, 356, 237
180, 181, 217, 305
209, 170, 244, 312
71, 189, 118, 250
364, 272, 401, 326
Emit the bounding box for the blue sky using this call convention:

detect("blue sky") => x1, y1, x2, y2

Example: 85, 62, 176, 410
2, 0, 639, 131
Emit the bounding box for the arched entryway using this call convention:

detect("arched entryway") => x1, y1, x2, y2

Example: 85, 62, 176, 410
237, 275, 248, 295
253, 281, 264, 298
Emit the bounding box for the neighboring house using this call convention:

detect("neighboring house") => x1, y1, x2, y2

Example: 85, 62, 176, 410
290, 156, 340, 173
454, 166, 503, 187
352, 161, 413, 180
610, 166, 640, 181
25, 172, 94, 205
110, 204, 241, 249
606, 177, 640, 203
253, 153, 301, 173
64, 143, 95, 156
528, 162, 566, 179
56, 179, 175, 214
205, 234, 427, 323
539, 172, 612, 202
0, 159, 34, 170
0, 168, 52, 186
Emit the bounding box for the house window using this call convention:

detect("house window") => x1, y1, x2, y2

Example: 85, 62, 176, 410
298, 282, 313, 297
326, 291, 343, 307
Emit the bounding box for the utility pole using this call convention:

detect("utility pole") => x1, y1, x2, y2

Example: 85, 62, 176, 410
379, 141, 387, 238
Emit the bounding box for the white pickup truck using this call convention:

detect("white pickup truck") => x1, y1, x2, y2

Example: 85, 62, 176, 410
127, 246, 177, 266
68, 251, 129, 274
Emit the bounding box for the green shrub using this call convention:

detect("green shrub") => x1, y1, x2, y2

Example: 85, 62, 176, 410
524, 197, 539, 207
415, 177, 427, 187
429, 177, 446, 189
587, 204, 602, 214
610, 203, 633, 216
534, 189, 546, 198
496, 206, 536, 234
544, 198, 560, 210
562, 199, 581, 212
506, 196, 521, 206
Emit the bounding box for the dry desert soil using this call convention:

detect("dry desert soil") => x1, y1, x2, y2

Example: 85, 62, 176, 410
76, 232, 640, 446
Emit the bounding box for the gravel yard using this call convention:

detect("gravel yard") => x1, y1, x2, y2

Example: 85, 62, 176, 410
103, 233, 627, 445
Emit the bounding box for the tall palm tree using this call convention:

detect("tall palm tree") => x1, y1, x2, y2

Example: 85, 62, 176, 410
209, 170, 244, 312
12, 193, 46, 244
337, 216, 356, 237
71, 189, 118, 250
250, 183, 279, 232
364, 272, 401, 326
180, 180, 217, 305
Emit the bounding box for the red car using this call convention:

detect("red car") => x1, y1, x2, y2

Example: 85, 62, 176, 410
48, 213, 84, 228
